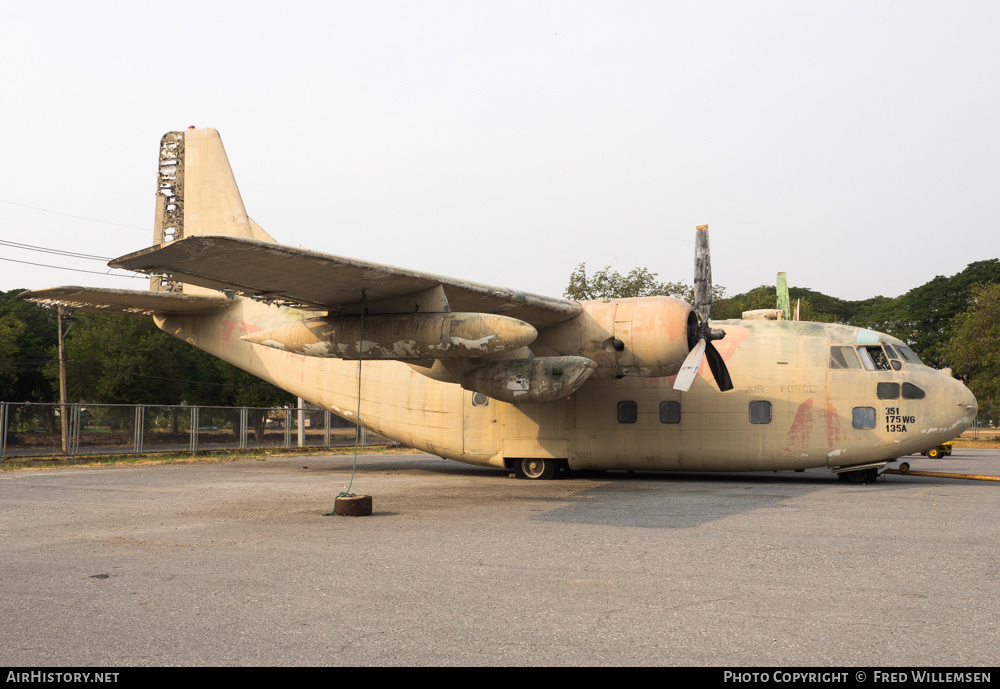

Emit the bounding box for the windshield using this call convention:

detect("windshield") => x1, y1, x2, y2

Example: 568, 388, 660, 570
894, 344, 925, 366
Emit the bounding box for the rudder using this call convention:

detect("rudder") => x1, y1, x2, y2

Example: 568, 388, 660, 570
152, 128, 276, 293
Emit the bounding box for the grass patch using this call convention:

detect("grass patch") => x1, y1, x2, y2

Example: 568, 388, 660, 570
951, 436, 1000, 449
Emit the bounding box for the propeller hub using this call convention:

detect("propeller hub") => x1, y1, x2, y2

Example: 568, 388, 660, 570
706, 327, 726, 342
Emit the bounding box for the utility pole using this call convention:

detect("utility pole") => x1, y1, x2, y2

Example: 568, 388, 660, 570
297, 397, 305, 447
57, 307, 75, 453
58, 307, 68, 452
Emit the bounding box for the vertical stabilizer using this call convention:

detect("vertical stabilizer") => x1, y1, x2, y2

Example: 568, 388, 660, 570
151, 128, 276, 293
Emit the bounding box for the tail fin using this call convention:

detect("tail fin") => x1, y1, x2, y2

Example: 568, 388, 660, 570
152, 128, 276, 293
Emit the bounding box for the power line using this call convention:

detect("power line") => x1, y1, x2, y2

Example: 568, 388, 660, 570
0, 198, 147, 231
0, 256, 143, 278
0, 359, 283, 389
0, 239, 111, 262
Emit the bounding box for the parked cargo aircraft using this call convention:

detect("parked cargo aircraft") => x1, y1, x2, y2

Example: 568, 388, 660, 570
20, 129, 978, 481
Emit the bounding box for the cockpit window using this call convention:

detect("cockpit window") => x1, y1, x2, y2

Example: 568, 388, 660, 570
859, 346, 892, 371
895, 345, 924, 366
857, 347, 875, 370
829, 346, 863, 369
877, 382, 900, 399
881, 344, 904, 369
902, 383, 926, 399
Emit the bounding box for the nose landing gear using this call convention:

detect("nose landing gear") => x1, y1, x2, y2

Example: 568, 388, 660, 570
838, 467, 881, 484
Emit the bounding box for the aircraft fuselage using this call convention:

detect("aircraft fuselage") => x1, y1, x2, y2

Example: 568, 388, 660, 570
155, 298, 977, 474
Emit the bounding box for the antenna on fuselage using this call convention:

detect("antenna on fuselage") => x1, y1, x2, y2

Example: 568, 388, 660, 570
777, 272, 791, 321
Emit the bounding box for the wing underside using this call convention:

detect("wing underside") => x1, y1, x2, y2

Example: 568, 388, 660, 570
18, 286, 229, 316
111, 235, 580, 328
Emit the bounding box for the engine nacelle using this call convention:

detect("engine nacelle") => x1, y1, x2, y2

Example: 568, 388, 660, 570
241, 312, 537, 360
536, 296, 696, 379
461, 356, 597, 404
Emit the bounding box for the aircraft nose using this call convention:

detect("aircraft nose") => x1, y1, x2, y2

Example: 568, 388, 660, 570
959, 384, 978, 419
953, 379, 978, 431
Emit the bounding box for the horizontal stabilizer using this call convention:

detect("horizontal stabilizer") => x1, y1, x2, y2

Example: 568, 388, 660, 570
18, 286, 229, 316
112, 235, 581, 328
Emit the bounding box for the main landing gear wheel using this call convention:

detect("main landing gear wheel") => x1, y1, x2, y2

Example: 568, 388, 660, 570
838, 467, 880, 484
519, 458, 559, 480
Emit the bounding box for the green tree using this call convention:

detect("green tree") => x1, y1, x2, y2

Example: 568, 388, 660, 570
0, 289, 58, 403
564, 263, 724, 303
199, 359, 295, 440
58, 312, 193, 405
943, 283, 1000, 425
847, 259, 1000, 367
49, 310, 293, 438
0, 312, 26, 397
712, 286, 775, 320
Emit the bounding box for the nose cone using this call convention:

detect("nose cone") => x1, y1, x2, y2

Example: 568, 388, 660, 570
941, 372, 978, 438
957, 381, 978, 430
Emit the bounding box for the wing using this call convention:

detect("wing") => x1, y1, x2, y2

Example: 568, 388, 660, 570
110, 235, 581, 328
18, 286, 228, 316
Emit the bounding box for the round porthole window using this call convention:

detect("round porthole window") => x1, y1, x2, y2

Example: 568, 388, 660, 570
472, 392, 490, 407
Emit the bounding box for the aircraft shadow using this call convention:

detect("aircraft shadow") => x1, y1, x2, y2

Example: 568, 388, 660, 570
525, 469, 853, 529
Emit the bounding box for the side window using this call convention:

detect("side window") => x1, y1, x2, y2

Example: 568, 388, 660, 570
853, 407, 876, 429
877, 382, 900, 399
902, 383, 926, 399
861, 346, 892, 371
618, 401, 637, 424
829, 346, 862, 369
749, 401, 771, 424
660, 401, 681, 424
471, 392, 490, 407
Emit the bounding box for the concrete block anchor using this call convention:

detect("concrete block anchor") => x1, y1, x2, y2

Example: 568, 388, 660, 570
334, 495, 373, 516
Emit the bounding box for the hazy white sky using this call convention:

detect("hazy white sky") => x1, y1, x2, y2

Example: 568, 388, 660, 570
2, 1, 997, 302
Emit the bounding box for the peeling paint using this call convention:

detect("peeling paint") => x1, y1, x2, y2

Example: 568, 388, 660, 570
785, 398, 814, 454
824, 402, 842, 448
461, 356, 596, 404
242, 313, 537, 361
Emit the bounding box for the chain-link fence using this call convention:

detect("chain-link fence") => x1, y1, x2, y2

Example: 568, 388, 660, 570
0, 402, 390, 460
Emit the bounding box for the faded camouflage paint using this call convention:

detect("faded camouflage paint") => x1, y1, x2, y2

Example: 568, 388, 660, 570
19, 127, 978, 476
460, 356, 597, 404
148, 298, 976, 472
536, 297, 694, 379
241, 312, 538, 360
18, 286, 228, 317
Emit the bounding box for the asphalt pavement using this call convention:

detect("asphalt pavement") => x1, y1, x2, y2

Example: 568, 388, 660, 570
2, 449, 998, 666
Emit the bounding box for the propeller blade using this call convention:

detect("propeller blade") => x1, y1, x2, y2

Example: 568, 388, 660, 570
704, 340, 734, 392
676, 223, 734, 392
693, 225, 713, 321
673, 338, 706, 392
